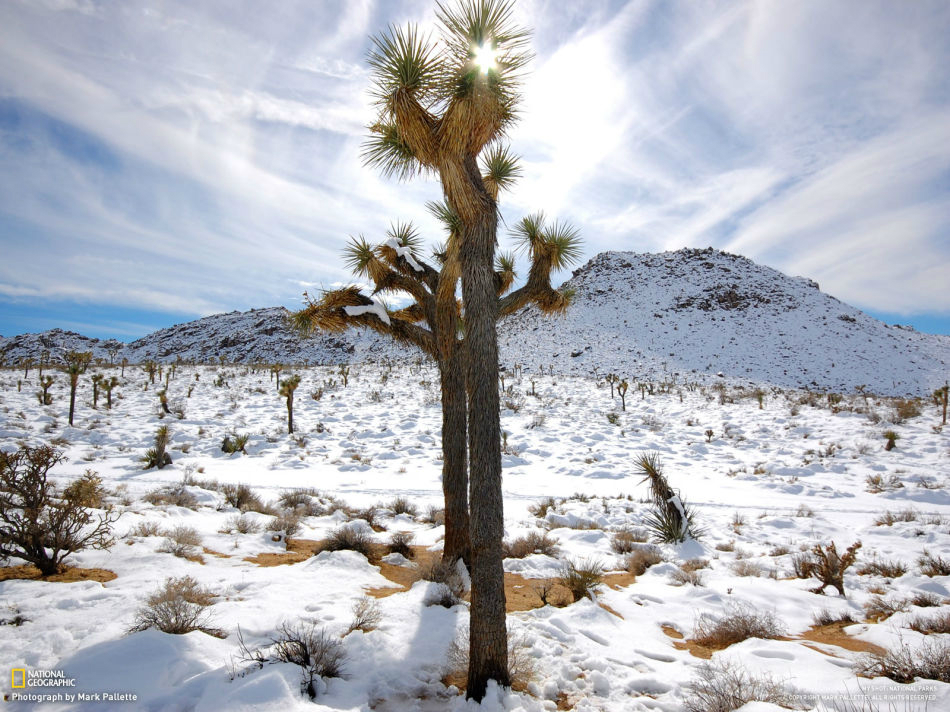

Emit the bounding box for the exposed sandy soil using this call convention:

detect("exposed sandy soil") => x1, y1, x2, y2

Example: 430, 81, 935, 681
0, 565, 117, 583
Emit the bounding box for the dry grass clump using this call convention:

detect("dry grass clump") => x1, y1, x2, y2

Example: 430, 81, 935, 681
684, 659, 800, 712
502, 531, 560, 559
610, 526, 649, 554
669, 567, 704, 586
681, 558, 710, 572
559, 558, 604, 602
126, 521, 164, 538
864, 595, 909, 622
692, 604, 785, 649
908, 611, 950, 635
857, 638, 950, 683
528, 496, 557, 519
908, 591, 943, 608
420, 506, 445, 526
857, 557, 908, 578
129, 575, 224, 638
865, 473, 903, 493
446, 629, 537, 693
812, 609, 857, 626
266, 512, 301, 539
278, 488, 325, 517
731, 560, 765, 577
388, 496, 418, 517
322, 526, 376, 561
158, 525, 203, 559
768, 544, 791, 557
351, 506, 385, 531
625, 546, 664, 576
715, 540, 736, 553
143, 485, 198, 510
917, 550, 950, 577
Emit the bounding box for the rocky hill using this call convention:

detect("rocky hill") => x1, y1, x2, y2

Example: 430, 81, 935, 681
2, 248, 948, 395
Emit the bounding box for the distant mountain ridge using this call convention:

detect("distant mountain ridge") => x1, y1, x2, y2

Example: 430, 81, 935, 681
2, 248, 948, 395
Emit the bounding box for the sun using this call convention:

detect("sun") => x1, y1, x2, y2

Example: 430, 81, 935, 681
473, 43, 499, 73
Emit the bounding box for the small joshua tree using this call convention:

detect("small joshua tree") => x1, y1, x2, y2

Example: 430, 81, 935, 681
0, 445, 118, 576
157, 388, 171, 415
605, 373, 618, 398
142, 425, 172, 470
883, 430, 900, 451
279, 374, 301, 434
21, 357, 34, 379
636, 451, 700, 543
63, 351, 92, 426
270, 363, 283, 392
934, 384, 948, 426
90, 373, 103, 408
618, 379, 629, 412
800, 541, 861, 596
103, 376, 119, 409
37, 375, 55, 406
143, 360, 158, 385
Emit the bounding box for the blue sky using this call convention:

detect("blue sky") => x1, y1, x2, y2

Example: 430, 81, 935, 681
1, 0, 949, 341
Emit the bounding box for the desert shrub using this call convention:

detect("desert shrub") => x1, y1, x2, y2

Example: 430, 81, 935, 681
625, 546, 664, 575
418, 558, 466, 599
693, 604, 785, 649
345, 597, 382, 635
864, 595, 909, 622
129, 575, 223, 638
266, 512, 301, 539
158, 525, 202, 559
857, 557, 907, 578
812, 609, 856, 626
882, 430, 900, 451
242, 621, 347, 699
352, 506, 383, 531
127, 521, 164, 538
221, 483, 270, 514
559, 558, 604, 602
610, 526, 648, 554
856, 638, 950, 683
420, 505, 445, 526
768, 544, 791, 557
908, 611, 950, 635
684, 659, 799, 712
278, 488, 325, 517
221, 433, 250, 455
918, 550, 950, 577
386, 530, 414, 558
502, 531, 560, 559
893, 399, 921, 421
865, 473, 903, 493
799, 541, 861, 596
908, 592, 943, 608
143, 485, 198, 510
388, 496, 418, 517
716, 540, 736, 553
0, 445, 118, 576
63, 470, 106, 508
425, 583, 463, 609
528, 496, 557, 519
141, 425, 173, 470
322, 526, 375, 560
223, 513, 261, 535
682, 558, 710, 572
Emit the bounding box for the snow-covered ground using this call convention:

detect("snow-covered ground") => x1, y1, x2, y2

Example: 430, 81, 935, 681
1, 363, 948, 711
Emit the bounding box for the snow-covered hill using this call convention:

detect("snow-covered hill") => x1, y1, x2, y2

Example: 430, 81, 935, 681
2, 249, 948, 395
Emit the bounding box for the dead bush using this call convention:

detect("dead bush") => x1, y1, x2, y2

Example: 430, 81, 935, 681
731, 560, 765, 577
221, 513, 261, 535
864, 595, 909, 622
388, 496, 418, 517
799, 541, 861, 595
386, 530, 414, 558
909, 592, 943, 608
266, 512, 301, 539
127, 521, 164, 538
446, 628, 537, 693
345, 596, 382, 635
0, 445, 118, 576
684, 659, 800, 712
221, 483, 270, 514
625, 546, 664, 575
158, 525, 202, 559
129, 576, 224, 638
502, 531, 560, 559
420, 506, 445, 526
610, 526, 649, 554
918, 549, 950, 577
693, 604, 785, 649
528, 496, 557, 519
874, 508, 918, 527
418, 558, 466, 599
559, 558, 604, 602
908, 611, 950, 635
424, 583, 463, 608
857, 638, 950, 683
63, 470, 106, 508
682, 558, 710, 572
278, 489, 325, 517
670, 567, 704, 586
812, 609, 856, 626
144, 485, 198, 510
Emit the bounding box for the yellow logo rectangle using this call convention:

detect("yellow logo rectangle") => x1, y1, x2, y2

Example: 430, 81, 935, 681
11, 668, 26, 688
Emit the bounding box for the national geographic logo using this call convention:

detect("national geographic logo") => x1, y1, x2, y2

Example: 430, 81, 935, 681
4, 667, 137, 704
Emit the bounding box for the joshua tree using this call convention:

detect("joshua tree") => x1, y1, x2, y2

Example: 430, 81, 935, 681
618, 379, 629, 412
120, 357, 128, 377
37, 375, 54, 405
143, 360, 158, 385
605, 373, 618, 398
91, 373, 103, 408
21, 357, 34, 379
270, 363, 283, 392
39, 350, 50, 378
279, 374, 301, 434
935, 384, 948, 426
63, 351, 92, 427
104, 376, 119, 409
142, 425, 172, 470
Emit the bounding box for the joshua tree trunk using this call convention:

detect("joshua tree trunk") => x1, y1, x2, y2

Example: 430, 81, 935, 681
286, 393, 294, 434
440, 348, 471, 565
452, 159, 509, 697
68, 376, 78, 427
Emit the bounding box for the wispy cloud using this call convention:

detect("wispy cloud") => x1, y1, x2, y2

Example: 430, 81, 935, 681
0, 0, 948, 340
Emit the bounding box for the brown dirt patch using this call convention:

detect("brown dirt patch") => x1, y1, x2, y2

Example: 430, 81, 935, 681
0, 565, 117, 583
661, 624, 684, 639
242, 538, 321, 567
798, 622, 886, 657
367, 546, 440, 598
202, 547, 230, 559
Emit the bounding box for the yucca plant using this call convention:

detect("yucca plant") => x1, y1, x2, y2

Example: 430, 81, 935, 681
37, 375, 55, 406
63, 351, 92, 426
636, 452, 701, 543
142, 425, 172, 470
90, 373, 103, 408
103, 376, 119, 409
